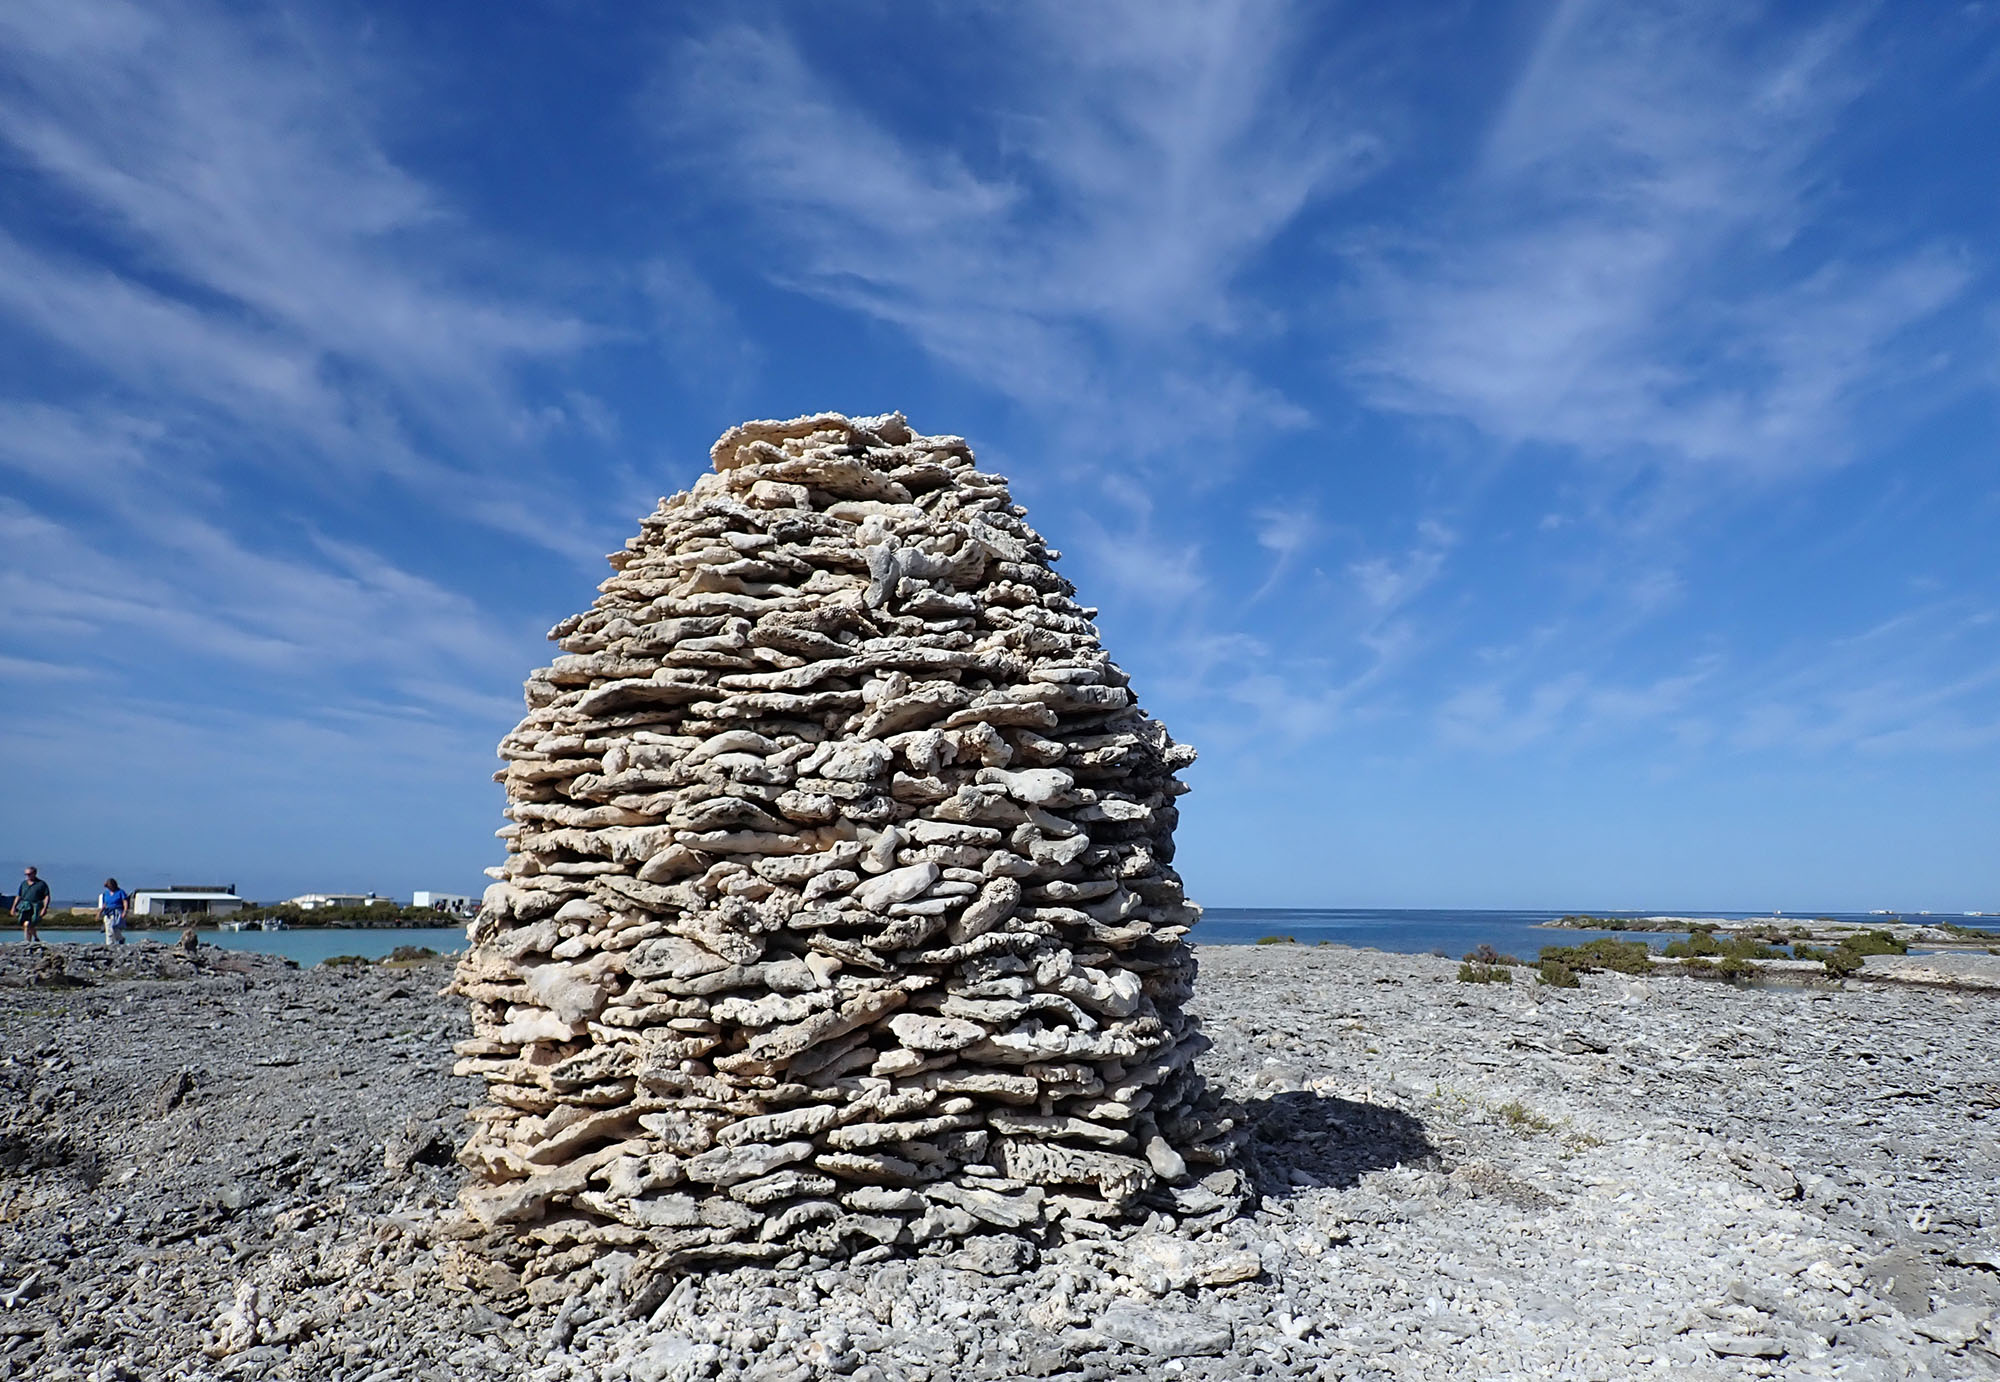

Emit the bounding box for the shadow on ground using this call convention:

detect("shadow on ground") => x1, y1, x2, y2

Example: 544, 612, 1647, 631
0, 1129, 103, 1185
1238, 1091, 1438, 1198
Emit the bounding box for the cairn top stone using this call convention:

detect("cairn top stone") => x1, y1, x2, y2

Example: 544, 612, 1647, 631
450, 411, 1238, 1277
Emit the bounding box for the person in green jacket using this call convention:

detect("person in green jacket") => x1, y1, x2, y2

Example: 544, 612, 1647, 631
13, 865, 50, 944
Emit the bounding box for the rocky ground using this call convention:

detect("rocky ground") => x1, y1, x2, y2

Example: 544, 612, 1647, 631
3, 938, 1999, 1380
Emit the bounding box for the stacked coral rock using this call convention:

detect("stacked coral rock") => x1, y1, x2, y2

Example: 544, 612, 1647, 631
450, 412, 1236, 1271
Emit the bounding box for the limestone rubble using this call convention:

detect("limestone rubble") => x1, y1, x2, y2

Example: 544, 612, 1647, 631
449, 411, 1235, 1269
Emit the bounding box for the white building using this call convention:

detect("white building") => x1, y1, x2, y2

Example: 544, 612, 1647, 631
288, 892, 392, 910
132, 886, 247, 918
412, 891, 475, 916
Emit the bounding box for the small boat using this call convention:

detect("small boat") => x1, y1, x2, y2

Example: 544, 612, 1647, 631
218, 920, 254, 932
259, 918, 289, 931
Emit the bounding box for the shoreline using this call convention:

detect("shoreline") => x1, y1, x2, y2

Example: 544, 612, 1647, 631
15, 920, 466, 933
4, 943, 1998, 1378
1538, 914, 2000, 952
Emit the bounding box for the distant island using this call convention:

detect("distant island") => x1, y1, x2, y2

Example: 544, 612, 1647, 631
1545, 913, 2000, 948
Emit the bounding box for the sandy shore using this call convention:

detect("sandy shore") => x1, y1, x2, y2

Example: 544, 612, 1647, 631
3, 939, 1998, 1380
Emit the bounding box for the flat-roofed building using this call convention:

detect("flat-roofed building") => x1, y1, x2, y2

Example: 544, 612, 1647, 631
412, 891, 474, 916
132, 885, 246, 918
288, 892, 391, 910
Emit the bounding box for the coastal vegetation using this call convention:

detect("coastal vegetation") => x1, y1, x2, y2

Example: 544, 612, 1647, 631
1942, 921, 2000, 941
1793, 945, 1865, 979
1457, 945, 1522, 984
1824, 929, 1907, 957
225, 901, 451, 927
1662, 930, 1786, 961
1537, 939, 1656, 975
1536, 960, 1580, 988
1554, 914, 1645, 930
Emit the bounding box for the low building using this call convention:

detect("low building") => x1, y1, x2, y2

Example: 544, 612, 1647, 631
132, 885, 247, 918
288, 892, 394, 910
412, 891, 475, 916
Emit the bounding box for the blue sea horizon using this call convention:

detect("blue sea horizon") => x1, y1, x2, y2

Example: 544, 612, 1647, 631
1190, 906, 1913, 957
6, 909, 1940, 967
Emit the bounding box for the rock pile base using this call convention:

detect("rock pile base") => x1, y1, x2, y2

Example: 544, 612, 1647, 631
450, 412, 1238, 1271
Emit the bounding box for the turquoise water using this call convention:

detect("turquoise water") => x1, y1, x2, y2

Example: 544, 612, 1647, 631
1189, 907, 1907, 957
6, 909, 1924, 967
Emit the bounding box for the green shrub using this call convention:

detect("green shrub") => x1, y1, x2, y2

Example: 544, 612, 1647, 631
1740, 924, 1804, 945
1715, 955, 1757, 982
1841, 929, 1906, 957
1664, 931, 1722, 958
1256, 934, 1295, 946
1537, 959, 1580, 988
1665, 932, 1784, 961
1794, 944, 1865, 978
1458, 962, 1513, 984
320, 954, 371, 967
1463, 944, 1520, 966
1537, 939, 1654, 975
1942, 922, 2000, 940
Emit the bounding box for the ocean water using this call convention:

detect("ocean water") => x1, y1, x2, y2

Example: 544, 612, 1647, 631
1190, 908, 1909, 958
7, 910, 1930, 967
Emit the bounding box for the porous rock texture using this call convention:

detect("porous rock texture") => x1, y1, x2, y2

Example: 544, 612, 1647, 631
449, 411, 1235, 1273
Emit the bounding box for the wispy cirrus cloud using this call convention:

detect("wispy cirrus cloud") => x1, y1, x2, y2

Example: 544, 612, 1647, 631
1340, 0, 1975, 483
0, 2, 607, 778
0, 0, 590, 418
1729, 601, 2000, 756
655, 2, 1375, 458
0, 0, 619, 562
1437, 661, 1719, 754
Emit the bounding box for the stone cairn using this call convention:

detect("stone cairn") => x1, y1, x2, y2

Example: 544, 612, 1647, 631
450, 412, 1237, 1275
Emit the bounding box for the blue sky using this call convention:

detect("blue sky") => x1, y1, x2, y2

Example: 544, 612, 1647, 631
0, 0, 1995, 911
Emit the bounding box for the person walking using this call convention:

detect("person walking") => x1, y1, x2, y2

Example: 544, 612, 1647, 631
13, 865, 50, 944
99, 877, 131, 945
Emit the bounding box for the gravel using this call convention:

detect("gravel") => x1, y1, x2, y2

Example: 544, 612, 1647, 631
4, 938, 1999, 1380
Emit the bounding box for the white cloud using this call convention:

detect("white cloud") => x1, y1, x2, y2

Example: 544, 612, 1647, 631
0, 419, 530, 712
1349, 519, 1455, 613
1727, 598, 2000, 756
1248, 504, 1321, 600
1341, 0, 1973, 481
656, 3, 1371, 457
1436, 660, 1716, 753
0, 0, 617, 562
0, 654, 93, 683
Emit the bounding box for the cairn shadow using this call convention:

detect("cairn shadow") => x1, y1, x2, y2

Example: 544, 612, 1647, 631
1236, 1090, 1437, 1200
